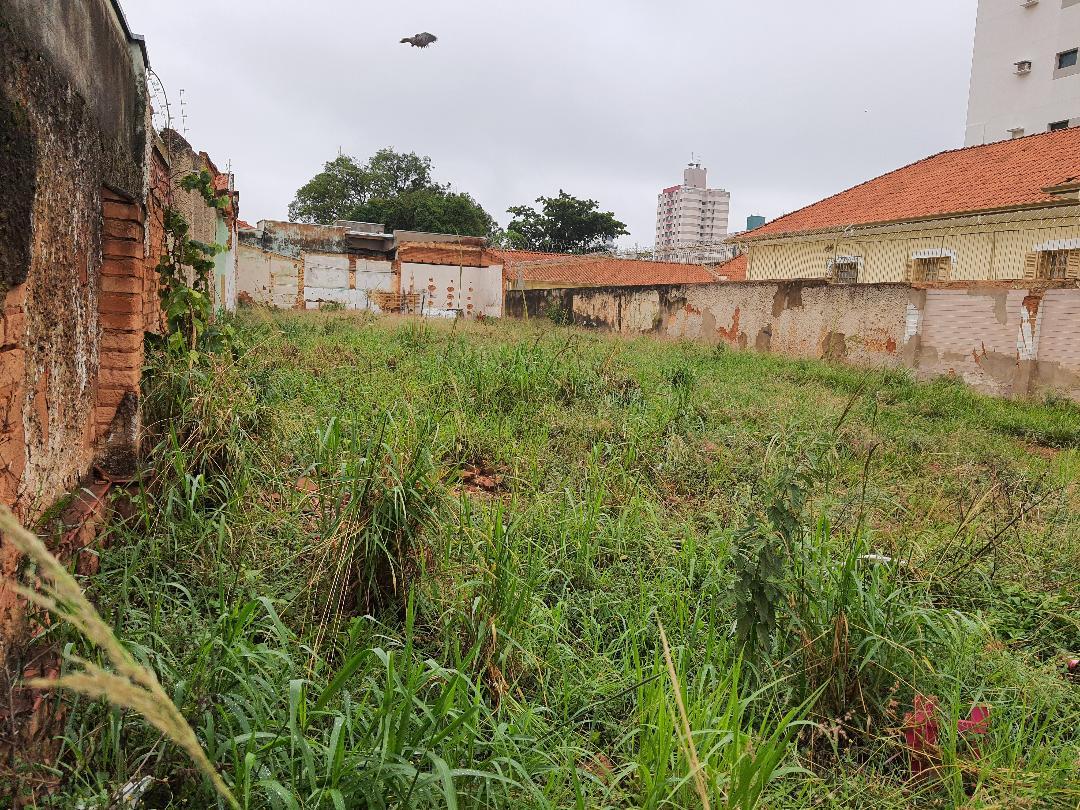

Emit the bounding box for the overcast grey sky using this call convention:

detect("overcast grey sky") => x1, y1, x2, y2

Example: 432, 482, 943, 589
122, 0, 979, 246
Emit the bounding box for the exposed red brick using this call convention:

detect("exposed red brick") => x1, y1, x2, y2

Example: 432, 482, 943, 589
98, 349, 141, 369
0, 348, 25, 391
94, 406, 122, 428
99, 312, 142, 331
100, 274, 143, 295
0, 312, 26, 348
102, 239, 143, 259
97, 367, 139, 389
102, 200, 141, 221
99, 331, 143, 352
100, 256, 144, 277
4, 285, 26, 314
103, 218, 143, 242
399, 242, 494, 268
98, 292, 141, 315
94, 387, 130, 410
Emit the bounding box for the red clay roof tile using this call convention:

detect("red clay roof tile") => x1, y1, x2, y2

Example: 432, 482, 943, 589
743, 128, 1080, 240
494, 249, 723, 287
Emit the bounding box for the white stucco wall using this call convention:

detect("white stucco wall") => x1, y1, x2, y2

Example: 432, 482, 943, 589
302, 253, 394, 311
401, 262, 503, 318
965, 0, 1080, 145
236, 244, 301, 309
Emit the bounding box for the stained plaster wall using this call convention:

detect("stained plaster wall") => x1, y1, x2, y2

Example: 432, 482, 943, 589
215, 215, 237, 313
236, 224, 503, 316
401, 262, 503, 317
505, 280, 1080, 401
0, 0, 153, 770
0, 0, 148, 518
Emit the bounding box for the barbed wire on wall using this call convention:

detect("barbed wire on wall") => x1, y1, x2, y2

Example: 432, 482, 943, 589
147, 68, 172, 133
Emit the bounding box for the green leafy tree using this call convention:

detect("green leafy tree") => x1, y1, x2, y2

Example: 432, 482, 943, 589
288, 148, 494, 237
360, 188, 495, 237
506, 191, 628, 254
287, 155, 368, 225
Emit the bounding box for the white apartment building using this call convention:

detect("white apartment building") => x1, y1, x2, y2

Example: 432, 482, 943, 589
965, 0, 1080, 146
655, 163, 731, 262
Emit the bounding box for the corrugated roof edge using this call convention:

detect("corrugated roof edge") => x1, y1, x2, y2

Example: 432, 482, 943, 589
734, 127, 1080, 242
109, 0, 149, 67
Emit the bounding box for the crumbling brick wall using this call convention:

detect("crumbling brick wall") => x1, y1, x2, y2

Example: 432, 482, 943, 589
158, 128, 227, 305
142, 138, 171, 335
0, 0, 155, 781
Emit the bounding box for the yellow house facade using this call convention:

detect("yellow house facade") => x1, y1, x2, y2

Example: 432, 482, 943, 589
735, 129, 1080, 285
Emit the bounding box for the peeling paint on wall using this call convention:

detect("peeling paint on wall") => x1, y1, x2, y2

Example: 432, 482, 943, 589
904, 304, 922, 344
506, 281, 1080, 402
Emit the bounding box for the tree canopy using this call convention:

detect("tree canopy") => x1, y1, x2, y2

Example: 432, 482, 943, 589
288, 149, 495, 237
506, 191, 628, 254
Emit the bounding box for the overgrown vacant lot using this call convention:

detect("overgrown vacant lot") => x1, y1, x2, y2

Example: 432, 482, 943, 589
52, 310, 1080, 807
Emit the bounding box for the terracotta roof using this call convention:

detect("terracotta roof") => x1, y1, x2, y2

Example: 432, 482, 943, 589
743, 128, 1080, 240
714, 253, 746, 281
236, 220, 255, 230
495, 249, 721, 287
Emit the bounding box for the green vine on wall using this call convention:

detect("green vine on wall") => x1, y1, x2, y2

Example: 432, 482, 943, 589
154, 171, 234, 360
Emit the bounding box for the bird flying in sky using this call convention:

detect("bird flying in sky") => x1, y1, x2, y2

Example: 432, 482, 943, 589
401, 32, 438, 48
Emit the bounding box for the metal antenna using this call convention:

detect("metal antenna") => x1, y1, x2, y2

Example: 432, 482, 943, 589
179, 88, 189, 135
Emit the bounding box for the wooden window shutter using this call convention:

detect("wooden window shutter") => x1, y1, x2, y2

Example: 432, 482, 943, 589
937, 257, 950, 282
1067, 249, 1080, 280
904, 259, 914, 283
1023, 252, 1039, 280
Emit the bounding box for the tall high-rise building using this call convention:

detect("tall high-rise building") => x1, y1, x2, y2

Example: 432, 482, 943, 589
965, 0, 1080, 146
655, 163, 731, 262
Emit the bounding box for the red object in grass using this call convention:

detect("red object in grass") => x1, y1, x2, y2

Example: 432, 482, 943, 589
903, 696, 990, 776
957, 704, 990, 735
903, 695, 939, 775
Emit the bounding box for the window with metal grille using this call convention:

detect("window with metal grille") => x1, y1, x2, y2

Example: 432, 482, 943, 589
1039, 249, 1071, 280
831, 261, 859, 284
911, 256, 952, 282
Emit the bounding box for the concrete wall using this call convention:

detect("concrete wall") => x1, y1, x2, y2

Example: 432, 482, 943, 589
303, 252, 394, 311
401, 262, 504, 318
505, 280, 1080, 401
237, 243, 303, 309
743, 207, 1080, 284
237, 223, 503, 317
215, 215, 237, 313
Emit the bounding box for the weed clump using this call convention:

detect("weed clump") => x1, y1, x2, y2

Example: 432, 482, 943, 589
26, 312, 1079, 809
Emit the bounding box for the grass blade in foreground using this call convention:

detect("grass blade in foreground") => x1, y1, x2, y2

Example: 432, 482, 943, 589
0, 504, 238, 809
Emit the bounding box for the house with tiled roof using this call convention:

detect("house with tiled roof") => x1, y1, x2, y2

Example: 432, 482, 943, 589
734, 128, 1080, 285
495, 249, 744, 290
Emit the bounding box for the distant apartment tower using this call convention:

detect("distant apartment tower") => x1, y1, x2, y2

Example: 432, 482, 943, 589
965, 0, 1080, 146
655, 163, 731, 262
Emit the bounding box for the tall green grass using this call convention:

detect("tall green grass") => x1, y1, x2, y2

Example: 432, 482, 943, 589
18, 310, 1077, 808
